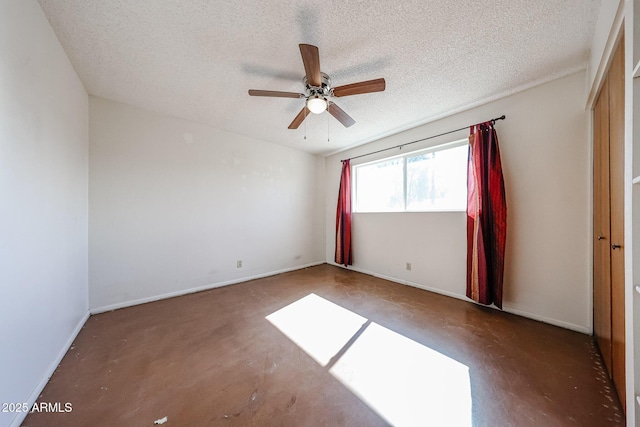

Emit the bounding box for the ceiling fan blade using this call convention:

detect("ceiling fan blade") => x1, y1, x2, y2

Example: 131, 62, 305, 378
332, 78, 386, 97
288, 106, 310, 129
299, 44, 321, 87
248, 89, 304, 98
327, 102, 355, 128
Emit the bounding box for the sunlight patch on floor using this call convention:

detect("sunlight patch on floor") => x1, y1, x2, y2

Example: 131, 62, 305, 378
265, 293, 367, 366
330, 321, 472, 426
266, 293, 472, 426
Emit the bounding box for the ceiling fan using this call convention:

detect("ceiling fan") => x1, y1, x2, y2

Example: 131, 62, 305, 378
248, 44, 386, 129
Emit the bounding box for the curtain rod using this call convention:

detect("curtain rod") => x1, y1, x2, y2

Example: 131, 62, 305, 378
341, 115, 506, 162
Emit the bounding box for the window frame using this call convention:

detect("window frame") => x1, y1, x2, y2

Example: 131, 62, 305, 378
351, 139, 469, 213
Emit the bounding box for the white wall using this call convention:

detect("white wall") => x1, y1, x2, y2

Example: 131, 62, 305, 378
0, 2, 89, 427
325, 71, 591, 333
89, 97, 325, 310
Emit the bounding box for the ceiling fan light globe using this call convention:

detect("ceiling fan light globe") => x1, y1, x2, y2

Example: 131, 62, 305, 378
307, 97, 327, 114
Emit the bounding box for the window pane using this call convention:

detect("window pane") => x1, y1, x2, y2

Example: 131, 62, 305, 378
355, 158, 404, 212
406, 144, 467, 211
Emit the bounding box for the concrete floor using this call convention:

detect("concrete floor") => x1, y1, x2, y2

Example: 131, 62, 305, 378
23, 264, 623, 426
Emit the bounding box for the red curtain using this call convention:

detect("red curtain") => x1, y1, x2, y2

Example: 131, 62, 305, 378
335, 160, 352, 267
467, 122, 507, 308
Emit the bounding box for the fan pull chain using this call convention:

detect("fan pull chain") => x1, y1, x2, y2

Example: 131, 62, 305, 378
304, 107, 307, 140
327, 107, 330, 142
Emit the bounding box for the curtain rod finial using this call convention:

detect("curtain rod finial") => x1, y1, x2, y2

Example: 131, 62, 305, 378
491, 115, 506, 125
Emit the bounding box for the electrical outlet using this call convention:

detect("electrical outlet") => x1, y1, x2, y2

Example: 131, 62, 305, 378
406, 262, 412, 271
237, 260, 243, 268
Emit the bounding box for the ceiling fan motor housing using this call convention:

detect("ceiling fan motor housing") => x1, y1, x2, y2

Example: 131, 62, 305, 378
303, 72, 331, 98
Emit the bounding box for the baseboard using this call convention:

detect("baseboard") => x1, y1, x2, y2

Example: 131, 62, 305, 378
90, 261, 325, 315
500, 305, 589, 334
327, 262, 590, 334
10, 310, 90, 427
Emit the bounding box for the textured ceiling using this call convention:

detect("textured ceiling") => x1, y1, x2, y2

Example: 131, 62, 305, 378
38, 0, 601, 155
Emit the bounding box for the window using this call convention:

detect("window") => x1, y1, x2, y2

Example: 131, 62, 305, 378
353, 141, 468, 212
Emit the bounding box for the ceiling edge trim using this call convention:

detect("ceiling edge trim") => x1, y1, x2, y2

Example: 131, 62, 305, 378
585, 0, 625, 110
322, 65, 587, 158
